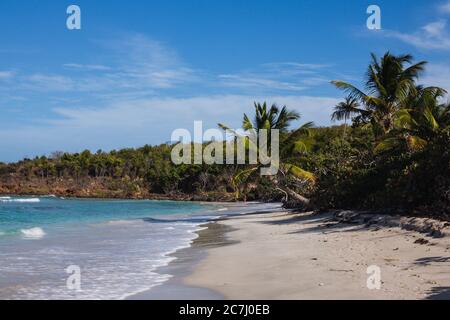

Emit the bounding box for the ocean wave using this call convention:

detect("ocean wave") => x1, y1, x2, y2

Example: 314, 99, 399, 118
1, 198, 41, 203
36, 247, 71, 255
21, 227, 46, 239
143, 216, 212, 224
106, 220, 137, 226
0, 201, 229, 299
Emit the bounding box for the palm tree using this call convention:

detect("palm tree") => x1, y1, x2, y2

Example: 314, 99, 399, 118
331, 96, 366, 138
242, 102, 301, 133
331, 52, 441, 137
219, 102, 315, 206
376, 101, 450, 153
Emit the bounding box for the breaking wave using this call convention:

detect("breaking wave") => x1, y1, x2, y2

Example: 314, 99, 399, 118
1, 198, 41, 203
21, 227, 46, 239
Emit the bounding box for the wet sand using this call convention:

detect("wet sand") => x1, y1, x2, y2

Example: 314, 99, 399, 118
129, 223, 233, 300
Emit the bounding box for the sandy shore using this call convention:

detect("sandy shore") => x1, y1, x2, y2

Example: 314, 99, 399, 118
183, 211, 450, 300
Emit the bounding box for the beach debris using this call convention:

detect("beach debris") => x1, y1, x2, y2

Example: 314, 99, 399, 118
429, 229, 444, 238
400, 218, 449, 238
334, 210, 361, 224
322, 223, 336, 228
414, 238, 430, 245
329, 269, 353, 273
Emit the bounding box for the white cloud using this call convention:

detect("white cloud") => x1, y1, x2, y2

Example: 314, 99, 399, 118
382, 2, 450, 50
0, 33, 343, 161
2, 34, 339, 106
0, 95, 340, 161
109, 34, 199, 88
27, 74, 75, 91
63, 63, 111, 71
49, 95, 339, 131
422, 20, 447, 37
217, 62, 335, 93
439, 1, 450, 13
261, 62, 330, 75
1, 32, 342, 106
0, 71, 15, 80
421, 63, 450, 99
10, 34, 199, 96
384, 20, 450, 50
218, 74, 307, 92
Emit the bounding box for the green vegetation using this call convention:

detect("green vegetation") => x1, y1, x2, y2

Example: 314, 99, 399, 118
318, 52, 449, 214
219, 102, 315, 207
1, 52, 449, 216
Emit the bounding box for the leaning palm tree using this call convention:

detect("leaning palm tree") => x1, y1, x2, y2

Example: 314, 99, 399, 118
331, 52, 443, 137
219, 102, 315, 206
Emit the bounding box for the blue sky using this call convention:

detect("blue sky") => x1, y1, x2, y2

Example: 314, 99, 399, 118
1, 0, 450, 162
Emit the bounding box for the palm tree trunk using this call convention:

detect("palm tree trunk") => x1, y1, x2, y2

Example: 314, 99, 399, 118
343, 118, 347, 139
276, 186, 311, 207
268, 174, 311, 208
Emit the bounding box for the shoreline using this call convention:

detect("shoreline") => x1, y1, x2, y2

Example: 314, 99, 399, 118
128, 204, 285, 300
0, 192, 237, 202
4, 195, 449, 300
139, 210, 450, 300
0, 198, 280, 300
128, 222, 234, 300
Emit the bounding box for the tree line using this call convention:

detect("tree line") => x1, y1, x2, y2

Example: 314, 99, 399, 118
1, 52, 449, 216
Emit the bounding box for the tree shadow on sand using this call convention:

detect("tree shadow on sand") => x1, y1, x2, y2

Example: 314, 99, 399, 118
414, 256, 450, 266
257, 212, 390, 235
426, 287, 450, 300
256, 212, 333, 226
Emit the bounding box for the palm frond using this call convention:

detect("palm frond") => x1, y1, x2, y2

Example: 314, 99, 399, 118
233, 167, 259, 186
374, 137, 402, 153
331, 81, 368, 102
393, 109, 416, 129
282, 122, 315, 151
331, 97, 366, 121
407, 135, 428, 151
423, 107, 439, 131
242, 114, 254, 130
283, 164, 315, 183
402, 61, 427, 80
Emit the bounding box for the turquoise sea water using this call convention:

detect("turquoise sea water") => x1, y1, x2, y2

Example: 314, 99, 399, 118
0, 196, 280, 300
0, 196, 213, 237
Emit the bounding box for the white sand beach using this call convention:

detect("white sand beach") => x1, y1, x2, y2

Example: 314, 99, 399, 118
184, 211, 450, 300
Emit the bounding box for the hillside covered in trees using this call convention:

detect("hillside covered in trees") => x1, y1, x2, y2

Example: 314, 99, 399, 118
1, 53, 449, 217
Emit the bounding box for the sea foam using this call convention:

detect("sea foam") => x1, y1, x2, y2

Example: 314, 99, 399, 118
1, 198, 41, 203
21, 227, 46, 239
